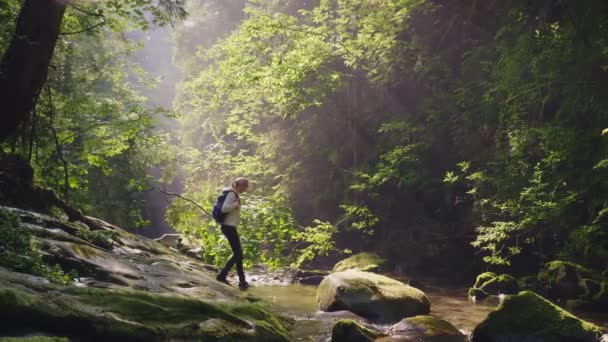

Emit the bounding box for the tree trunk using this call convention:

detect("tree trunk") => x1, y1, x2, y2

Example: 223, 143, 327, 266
0, 0, 66, 139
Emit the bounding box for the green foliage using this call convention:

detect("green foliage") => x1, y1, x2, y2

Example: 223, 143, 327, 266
293, 220, 340, 268
76, 229, 119, 250
1, 1, 181, 229
0, 209, 74, 285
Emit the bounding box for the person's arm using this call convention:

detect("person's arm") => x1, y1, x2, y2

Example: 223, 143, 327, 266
221, 191, 240, 213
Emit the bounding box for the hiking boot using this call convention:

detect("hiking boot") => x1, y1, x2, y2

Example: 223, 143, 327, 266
216, 274, 230, 285
238, 281, 250, 290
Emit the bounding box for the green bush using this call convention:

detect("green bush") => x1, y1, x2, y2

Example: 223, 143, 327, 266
0, 208, 75, 285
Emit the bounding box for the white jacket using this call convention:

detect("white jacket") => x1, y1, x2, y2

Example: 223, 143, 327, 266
221, 187, 240, 227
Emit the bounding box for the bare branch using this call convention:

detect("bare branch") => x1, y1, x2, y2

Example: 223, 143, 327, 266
141, 187, 212, 217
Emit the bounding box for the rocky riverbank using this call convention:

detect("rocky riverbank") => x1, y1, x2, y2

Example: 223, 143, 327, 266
0, 206, 292, 341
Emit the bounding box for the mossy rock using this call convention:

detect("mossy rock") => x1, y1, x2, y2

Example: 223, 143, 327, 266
473, 272, 497, 289
331, 319, 383, 342
471, 291, 604, 342
537, 261, 592, 300
0, 271, 293, 341
317, 270, 430, 323
333, 253, 388, 273
389, 315, 466, 342
471, 273, 518, 296
468, 287, 488, 300
479, 274, 518, 295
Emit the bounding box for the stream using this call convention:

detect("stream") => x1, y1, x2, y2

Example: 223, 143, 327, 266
250, 279, 608, 341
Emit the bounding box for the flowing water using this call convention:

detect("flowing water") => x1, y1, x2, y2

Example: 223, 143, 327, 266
250, 279, 608, 341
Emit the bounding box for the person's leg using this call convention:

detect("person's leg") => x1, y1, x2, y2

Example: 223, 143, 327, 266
218, 225, 237, 280
222, 225, 246, 283
230, 229, 246, 283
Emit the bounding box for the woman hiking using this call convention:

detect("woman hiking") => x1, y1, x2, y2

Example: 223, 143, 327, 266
215, 177, 250, 289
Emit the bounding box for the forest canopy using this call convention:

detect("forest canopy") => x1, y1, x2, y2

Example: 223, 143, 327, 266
1, 0, 607, 277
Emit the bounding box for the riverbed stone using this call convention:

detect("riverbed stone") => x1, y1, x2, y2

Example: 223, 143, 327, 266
331, 319, 384, 342
333, 252, 388, 273
479, 274, 518, 295
471, 291, 604, 342
317, 270, 430, 322
389, 315, 467, 342
470, 273, 518, 296
468, 287, 488, 300
473, 272, 497, 289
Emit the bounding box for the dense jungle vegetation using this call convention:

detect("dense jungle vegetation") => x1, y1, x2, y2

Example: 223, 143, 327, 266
1, 0, 606, 279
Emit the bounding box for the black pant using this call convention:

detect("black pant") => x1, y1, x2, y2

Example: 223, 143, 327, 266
218, 225, 246, 282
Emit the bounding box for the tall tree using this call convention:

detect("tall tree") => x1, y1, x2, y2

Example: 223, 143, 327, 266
0, 0, 66, 138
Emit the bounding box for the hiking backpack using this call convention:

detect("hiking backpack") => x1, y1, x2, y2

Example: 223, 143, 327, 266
211, 190, 238, 223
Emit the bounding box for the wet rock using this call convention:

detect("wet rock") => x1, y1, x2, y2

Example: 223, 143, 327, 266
0, 267, 293, 341
317, 270, 430, 323
185, 247, 204, 260
331, 319, 384, 342
479, 274, 518, 295
389, 315, 466, 342
473, 272, 497, 289
470, 273, 518, 297
153, 233, 182, 248
0, 205, 294, 338
471, 291, 604, 342
299, 276, 324, 286
468, 287, 488, 300
294, 269, 329, 279
333, 252, 388, 273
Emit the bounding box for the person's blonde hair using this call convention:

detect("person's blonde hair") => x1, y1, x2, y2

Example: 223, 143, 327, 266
232, 177, 249, 188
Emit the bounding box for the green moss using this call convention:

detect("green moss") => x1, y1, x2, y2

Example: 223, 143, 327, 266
472, 291, 603, 342
473, 272, 496, 288
75, 229, 118, 250
396, 315, 462, 335
480, 274, 518, 295
0, 281, 292, 341
468, 287, 488, 300
333, 252, 387, 272
331, 319, 382, 342
317, 270, 430, 322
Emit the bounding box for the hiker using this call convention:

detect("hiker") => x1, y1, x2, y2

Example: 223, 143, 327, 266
215, 177, 250, 289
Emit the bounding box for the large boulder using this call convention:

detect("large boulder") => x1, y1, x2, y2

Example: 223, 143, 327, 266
537, 261, 593, 300
472, 291, 604, 342
317, 270, 430, 323
0, 206, 293, 341
333, 252, 388, 273
0, 268, 293, 341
